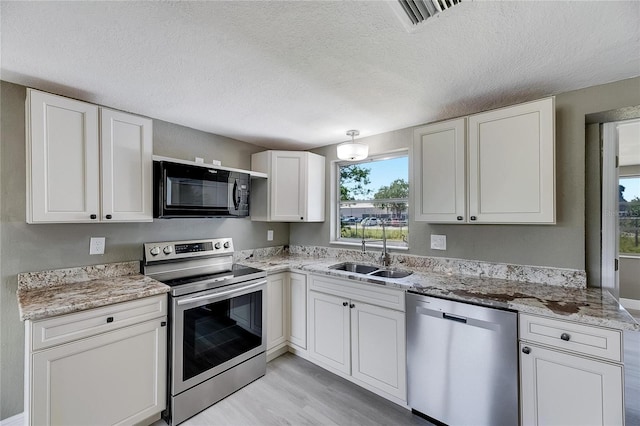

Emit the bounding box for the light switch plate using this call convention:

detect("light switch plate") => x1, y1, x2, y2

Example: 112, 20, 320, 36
89, 237, 106, 255
267, 230, 274, 241
430, 234, 446, 250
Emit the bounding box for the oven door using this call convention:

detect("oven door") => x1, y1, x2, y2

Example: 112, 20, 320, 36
171, 279, 266, 395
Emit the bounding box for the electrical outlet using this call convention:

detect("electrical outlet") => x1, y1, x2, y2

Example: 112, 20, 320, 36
89, 237, 106, 255
430, 234, 446, 250
267, 230, 274, 241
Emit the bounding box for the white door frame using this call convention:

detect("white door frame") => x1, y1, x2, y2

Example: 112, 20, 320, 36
601, 122, 619, 299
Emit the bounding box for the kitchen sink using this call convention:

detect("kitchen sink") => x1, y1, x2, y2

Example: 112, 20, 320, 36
329, 262, 379, 274
370, 269, 412, 279
328, 263, 413, 279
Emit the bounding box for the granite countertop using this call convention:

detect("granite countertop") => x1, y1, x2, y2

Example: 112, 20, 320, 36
239, 253, 640, 332
17, 262, 170, 321
16, 253, 639, 331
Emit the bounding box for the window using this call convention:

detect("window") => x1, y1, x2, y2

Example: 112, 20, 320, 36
336, 153, 409, 248
619, 175, 640, 255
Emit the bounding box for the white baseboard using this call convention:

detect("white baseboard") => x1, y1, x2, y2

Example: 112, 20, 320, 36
620, 297, 640, 311
266, 344, 289, 362
0, 412, 23, 426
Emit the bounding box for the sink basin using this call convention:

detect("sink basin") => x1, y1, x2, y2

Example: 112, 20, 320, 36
370, 269, 413, 279
329, 263, 412, 279
329, 262, 379, 274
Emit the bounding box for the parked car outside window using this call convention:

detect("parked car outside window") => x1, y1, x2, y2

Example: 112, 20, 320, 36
361, 217, 380, 226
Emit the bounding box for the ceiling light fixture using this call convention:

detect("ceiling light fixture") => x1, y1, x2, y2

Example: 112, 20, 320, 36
337, 130, 368, 161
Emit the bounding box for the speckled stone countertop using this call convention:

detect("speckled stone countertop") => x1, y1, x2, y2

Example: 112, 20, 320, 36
237, 252, 640, 332
17, 262, 170, 321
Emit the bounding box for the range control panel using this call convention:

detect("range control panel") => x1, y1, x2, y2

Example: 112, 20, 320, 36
143, 238, 234, 261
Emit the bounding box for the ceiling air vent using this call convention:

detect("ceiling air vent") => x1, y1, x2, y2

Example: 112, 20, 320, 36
393, 0, 462, 28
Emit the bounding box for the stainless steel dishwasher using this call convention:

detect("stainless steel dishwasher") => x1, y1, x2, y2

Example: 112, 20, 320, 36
406, 292, 518, 426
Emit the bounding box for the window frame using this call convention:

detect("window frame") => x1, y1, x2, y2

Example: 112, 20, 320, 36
331, 150, 410, 249
619, 173, 640, 257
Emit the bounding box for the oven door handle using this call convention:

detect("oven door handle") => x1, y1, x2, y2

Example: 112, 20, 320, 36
176, 280, 267, 306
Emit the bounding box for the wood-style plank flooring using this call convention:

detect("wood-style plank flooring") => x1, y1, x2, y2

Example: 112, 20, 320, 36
157, 353, 435, 426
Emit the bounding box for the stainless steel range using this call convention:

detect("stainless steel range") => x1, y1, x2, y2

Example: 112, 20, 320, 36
142, 238, 267, 425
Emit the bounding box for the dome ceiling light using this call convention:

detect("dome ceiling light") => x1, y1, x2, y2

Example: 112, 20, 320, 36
337, 130, 368, 161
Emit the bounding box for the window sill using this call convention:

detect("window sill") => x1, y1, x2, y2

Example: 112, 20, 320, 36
329, 240, 410, 251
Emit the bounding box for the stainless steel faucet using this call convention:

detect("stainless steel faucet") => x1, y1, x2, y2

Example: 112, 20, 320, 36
361, 219, 390, 267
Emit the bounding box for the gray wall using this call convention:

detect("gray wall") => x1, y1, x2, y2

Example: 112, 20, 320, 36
290, 77, 640, 271
0, 81, 289, 419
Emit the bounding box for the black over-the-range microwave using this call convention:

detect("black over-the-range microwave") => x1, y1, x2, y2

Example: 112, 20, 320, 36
153, 160, 250, 218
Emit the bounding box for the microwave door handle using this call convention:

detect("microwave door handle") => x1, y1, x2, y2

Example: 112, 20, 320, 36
232, 179, 240, 210
177, 280, 267, 306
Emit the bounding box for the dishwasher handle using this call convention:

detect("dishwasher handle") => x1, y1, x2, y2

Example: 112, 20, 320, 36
443, 312, 467, 324
415, 305, 501, 332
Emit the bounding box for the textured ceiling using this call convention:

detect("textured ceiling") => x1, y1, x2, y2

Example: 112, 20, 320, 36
1, 1, 639, 149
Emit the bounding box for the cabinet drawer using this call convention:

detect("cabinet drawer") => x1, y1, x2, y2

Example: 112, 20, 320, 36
309, 274, 405, 312
30, 295, 167, 351
519, 313, 621, 362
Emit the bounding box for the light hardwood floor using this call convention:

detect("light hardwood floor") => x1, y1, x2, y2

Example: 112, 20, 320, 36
157, 353, 435, 426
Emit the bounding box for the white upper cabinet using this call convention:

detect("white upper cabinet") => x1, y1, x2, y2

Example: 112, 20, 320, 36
251, 150, 325, 222
413, 97, 555, 224
26, 89, 153, 223
468, 98, 555, 223
100, 108, 153, 222
27, 89, 100, 223
413, 117, 466, 222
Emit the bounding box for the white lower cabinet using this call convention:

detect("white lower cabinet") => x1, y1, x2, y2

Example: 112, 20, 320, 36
288, 272, 307, 349
25, 295, 167, 426
266, 271, 308, 356
519, 313, 624, 426
308, 274, 406, 402
267, 273, 288, 352
308, 291, 351, 374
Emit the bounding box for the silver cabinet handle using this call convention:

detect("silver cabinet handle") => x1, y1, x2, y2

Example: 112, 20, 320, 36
177, 280, 266, 306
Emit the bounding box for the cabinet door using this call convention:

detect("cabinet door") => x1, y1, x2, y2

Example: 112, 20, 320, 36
288, 272, 307, 349
27, 89, 100, 223
413, 118, 466, 222
468, 98, 555, 223
101, 108, 153, 222
270, 151, 306, 221
30, 319, 166, 426
520, 343, 623, 426
267, 273, 287, 350
304, 153, 325, 222
351, 302, 406, 400
308, 291, 350, 374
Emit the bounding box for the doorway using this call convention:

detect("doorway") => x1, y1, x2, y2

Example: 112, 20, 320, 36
602, 118, 640, 314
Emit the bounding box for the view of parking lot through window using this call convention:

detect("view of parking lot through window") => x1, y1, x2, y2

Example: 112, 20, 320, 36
338, 155, 409, 247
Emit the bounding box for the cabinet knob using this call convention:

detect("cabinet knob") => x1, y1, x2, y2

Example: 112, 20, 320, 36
522, 346, 531, 354
349, 303, 355, 309
90, 214, 97, 219
105, 214, 112, 220
343, 301, 349, 307
470, 216, 477, 221
106, 316, 114, 323
560, 333, 571, 341
300, 217, 304, 220
457, 216, 463, 221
